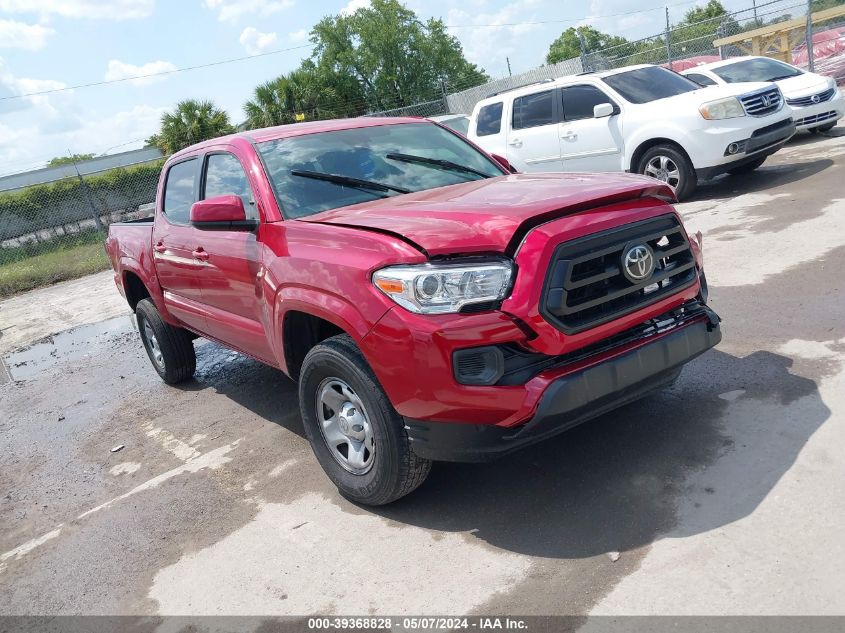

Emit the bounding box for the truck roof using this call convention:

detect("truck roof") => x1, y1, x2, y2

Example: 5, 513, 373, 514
168, 117, 426, 161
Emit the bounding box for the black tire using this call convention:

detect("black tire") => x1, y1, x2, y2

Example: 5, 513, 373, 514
727, 156, 766, 175
298, 334, 431, 506
637, 144, 697, 201
813, 122, 836, 133
136, 298, 196, 384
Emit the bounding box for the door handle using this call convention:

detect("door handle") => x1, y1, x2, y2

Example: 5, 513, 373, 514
561, 130, 577, 140
192, 248, 209, 262
153, 241, 166, 253
508, 138, 523, 148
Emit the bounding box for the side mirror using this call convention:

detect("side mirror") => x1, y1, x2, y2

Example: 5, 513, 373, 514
491, 153, 518, 174
190, 195, 257, 231
593, 103, 615, 118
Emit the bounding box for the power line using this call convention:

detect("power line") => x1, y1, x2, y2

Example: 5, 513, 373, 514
0, 43, 314, 102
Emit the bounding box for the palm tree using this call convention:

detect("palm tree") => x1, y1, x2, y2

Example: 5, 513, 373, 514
146, 99, 236, 154
243, 78, 293, 129
242, 69, 341, 130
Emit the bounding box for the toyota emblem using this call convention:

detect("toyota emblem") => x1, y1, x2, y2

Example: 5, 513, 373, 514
622, 243, 656, 283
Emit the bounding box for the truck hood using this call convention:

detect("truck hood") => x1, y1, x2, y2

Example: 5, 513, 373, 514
299, 172, 673, 256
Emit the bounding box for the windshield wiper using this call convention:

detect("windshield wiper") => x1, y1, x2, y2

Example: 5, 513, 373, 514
290, 169, 410, 196
768, 74, 798, 81
385, 153, 491, 179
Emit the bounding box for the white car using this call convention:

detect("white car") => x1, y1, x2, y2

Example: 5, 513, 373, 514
428, 114, 470, 136
467, 64, 796, 200
681, 56, 843, 133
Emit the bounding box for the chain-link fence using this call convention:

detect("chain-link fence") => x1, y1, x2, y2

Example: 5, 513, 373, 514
1, 0, 843, 296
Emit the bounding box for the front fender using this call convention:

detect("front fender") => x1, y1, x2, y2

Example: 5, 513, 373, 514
625, 125, 693, 171
271, 285, 390, 374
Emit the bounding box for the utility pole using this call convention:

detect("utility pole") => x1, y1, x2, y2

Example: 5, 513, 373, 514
665, 7, 672, 70
506, 57, 512, 77
806, 0, 815, 72
753, 0, 759, 26
69, 150, 103, 232
578, 29, 589, 72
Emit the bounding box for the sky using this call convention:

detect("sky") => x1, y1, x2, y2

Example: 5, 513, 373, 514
0, 0, 758, 176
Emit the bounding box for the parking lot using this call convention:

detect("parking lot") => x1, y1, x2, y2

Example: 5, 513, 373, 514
1, 126, 844, 618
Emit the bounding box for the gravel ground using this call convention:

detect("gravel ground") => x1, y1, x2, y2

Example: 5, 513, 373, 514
1, 126, 844, 621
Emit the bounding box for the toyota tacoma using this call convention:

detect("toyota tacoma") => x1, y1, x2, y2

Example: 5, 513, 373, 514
106, 117, 721, 505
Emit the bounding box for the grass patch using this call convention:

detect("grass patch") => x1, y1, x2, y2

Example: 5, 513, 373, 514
0, 236, 110, 298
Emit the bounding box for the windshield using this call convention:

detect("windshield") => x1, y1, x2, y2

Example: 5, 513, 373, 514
256, 122, 503, 218
601, 66, 700, 104
712, 58, 802, 83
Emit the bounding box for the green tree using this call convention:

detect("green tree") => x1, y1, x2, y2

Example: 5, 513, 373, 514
146, 99, 236, 154
546, 26, 631, 64
309, 0, 488, 113
47, 153, 95, 167
243, 64, 359, 128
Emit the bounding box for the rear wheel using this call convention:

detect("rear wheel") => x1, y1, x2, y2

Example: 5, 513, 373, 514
136, 298, 196, 384
727, 156, 766, 175
638, 144, 697, 201
298, 334, 431, 505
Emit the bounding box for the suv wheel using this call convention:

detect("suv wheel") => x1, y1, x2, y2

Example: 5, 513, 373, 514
298, 334, 431, 506
136, 298, 196, 384
638, 145, 697, 201
727, 156, 766, 175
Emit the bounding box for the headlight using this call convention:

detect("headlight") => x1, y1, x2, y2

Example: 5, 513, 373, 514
372, 260, 513, 314
699, 97, 745, 120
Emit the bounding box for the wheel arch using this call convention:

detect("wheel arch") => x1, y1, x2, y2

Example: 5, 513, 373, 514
629, 137, 694, 173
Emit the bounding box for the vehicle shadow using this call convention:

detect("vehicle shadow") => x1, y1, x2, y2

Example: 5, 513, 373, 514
689, 156, 833, 201
368, 347, 830, 560
183, 341, 306, 438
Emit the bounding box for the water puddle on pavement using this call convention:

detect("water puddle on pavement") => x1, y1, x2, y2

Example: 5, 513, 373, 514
3, 315, 135, 381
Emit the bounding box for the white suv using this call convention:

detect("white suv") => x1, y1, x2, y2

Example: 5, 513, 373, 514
467, 64, 796, 200
680, 56, 844, 133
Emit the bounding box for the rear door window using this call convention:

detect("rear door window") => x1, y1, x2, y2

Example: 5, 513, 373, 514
512, 90, 555, 130
162, 159, 198, 224
476, 102, 503, 136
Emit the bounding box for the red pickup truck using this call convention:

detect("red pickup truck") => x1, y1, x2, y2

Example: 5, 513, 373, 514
106, 117, 721, 505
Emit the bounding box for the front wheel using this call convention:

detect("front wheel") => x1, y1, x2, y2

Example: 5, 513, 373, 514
811, 122, 836, 133
298, 334, 431, 506
727, 156, 766, 175
637, 144, 697, 201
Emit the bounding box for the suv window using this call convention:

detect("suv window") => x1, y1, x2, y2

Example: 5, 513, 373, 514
686, 72, 717, 87
512, 90, 555, 130
561, 84, 616, 121
203, 153, 256, 219
162, 159, 197, 224
476, 102, 503, 136
601, 66, 698, 104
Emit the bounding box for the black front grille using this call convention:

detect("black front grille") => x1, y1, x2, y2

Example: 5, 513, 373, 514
786, 87, 836, 107
542, 215, 697, 333
794, 111, 838, 126
740, 87, 782, 116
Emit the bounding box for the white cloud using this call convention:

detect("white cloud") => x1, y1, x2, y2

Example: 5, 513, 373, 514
340, 0, 369, 16
0, 57, 68, 110
0, 103, 166, 175
288, 28, 308, 43
104, 59, 178, 86
447, 1, 543, 76
0, 0, 154, 20
0, 19, 55, 50
239, 26, 278, 55
202, 0, 294, 23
